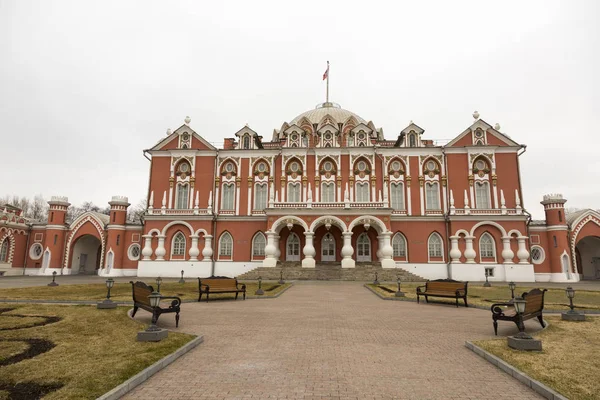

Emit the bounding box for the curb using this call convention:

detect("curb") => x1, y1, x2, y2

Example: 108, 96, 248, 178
465, 341, 567, 400
97, 335, 204, 400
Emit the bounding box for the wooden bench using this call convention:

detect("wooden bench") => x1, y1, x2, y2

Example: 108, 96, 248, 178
198, 276, 246, 302
491, 288, 547, 335
416, 279, 468, 307
130, 281, 181, 327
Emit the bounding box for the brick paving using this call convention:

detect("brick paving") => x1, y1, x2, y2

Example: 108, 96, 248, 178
125, 281, 542, 400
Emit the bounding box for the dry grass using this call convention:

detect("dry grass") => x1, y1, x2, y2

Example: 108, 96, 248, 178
0, 303, 195, 399
0, 281, 291, 302
474, 316, 600, 400
0, 340, 29, 362
368, 283, 600, 311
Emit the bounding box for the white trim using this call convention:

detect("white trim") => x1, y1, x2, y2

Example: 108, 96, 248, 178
478, 232, 497, 263
218, 232, 233, 259
530, 245, 545, 265
251, 232, 266, 260
127, 243, 141, 261
170, 231, 187, 259
29, 243, 44, 260
427, 232, 444, 262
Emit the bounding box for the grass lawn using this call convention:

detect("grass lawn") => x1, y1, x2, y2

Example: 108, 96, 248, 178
367, 283, 600, 311
0, 303, 195, 400
474, 316, 600, 400
0, 281, 291, 302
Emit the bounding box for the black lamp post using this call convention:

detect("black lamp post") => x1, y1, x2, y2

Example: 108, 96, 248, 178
47, 271, 59, 287
278, 269, 285, 285
255, 276, 264, 295
562, 286, 585, 321
508, 281, 516, 299
373, 272, 380, 285
395, 276, 405, 297
483, 269, 491, 287
97, 278, 117, 309
156, 276, 163, 292
512, 297, 532, 339
179, 270, 185, 284
137, 291, 168, 341
507, 296, 542, 350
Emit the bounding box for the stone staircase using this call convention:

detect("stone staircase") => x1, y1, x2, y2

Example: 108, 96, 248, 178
237, 262, 425, 282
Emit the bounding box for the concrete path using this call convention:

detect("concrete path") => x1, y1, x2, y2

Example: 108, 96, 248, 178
126, 282, 542, 400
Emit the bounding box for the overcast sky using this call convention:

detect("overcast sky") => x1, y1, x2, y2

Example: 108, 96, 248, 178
1, 0, 598, 219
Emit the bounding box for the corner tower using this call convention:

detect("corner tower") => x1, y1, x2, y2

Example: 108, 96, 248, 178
43, 196, 70, 274
105, 196, 130, 275
540, 194, 573, 281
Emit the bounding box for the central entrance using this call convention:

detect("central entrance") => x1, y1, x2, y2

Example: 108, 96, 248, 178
356, 232, 371, 262
321, 233, 336, 262
286, 233, 301, 261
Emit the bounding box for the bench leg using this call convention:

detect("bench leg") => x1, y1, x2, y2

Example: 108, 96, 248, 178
455, 297, 459, 308
175, 312, 180, 328
537, 315, 545, 328
206, 293, 210, 303
493, 320, 498, 336
417, 294, 420, 304
131, 305, 139, 318
425, 295, 428, 303
243, 291, 246, 300
198, 292, 202, 302
235, 292, 239, 300
464, 296, 468, 308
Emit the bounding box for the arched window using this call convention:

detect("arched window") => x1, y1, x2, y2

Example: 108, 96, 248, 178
219, 232, 233, 257
392, 233, 406, 257
479, 233, 495, 258
171, 232, 186, 257
356, 233, 371, 261
390, 182, 405, 210
222, 183, 235, 210
254, 184, 267, 210
562, 254, 571, 279
321, 182, 335, 202
475, 182, 491, 209
243, 135, 250, 149
0, 239, 8, 262
286, 233, 301, 261
425, 183, 440, 210
252, 233, 266, 257
428, 233, 443, 258
176, 184, 189, 209
356, 182, 369, 202
409, 134, 416, 147
287, 183, 301, 202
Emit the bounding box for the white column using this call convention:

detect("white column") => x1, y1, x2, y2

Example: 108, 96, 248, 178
189, 235, 200, 261
155, 235, 166, 261
263, 231, 277, 268
214, 187, 219, 214
302, 232, 316, 268
141, 235, 153, 260
202, 235, 213, 261
235, 185, 240, 215
274, 235, 281, 262
341, 232, 355, 268
419, 180, 425, 215
464, 236, 476, 263
501, 236, 514, 264
247, 185, 252, 215
516, 236, 530, 264
376, 236, 384, 262
407, 185, 412, 215
380, 232, 395, 268
449, 236, 461, 263
169, 187, 173, 209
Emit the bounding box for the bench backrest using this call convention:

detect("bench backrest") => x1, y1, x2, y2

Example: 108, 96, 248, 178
522, 288, 547, 314
426, 279, 467, 293
199, 277, 238, 290
130, 281, 154, 307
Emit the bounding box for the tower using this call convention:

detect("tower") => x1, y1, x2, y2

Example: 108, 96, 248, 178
540, 194, 572, 281
43, 196, 70, 273
105, 196, 130, 275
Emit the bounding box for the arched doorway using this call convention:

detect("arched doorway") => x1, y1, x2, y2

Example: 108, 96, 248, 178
70, 235, 102, 275
286, 233, 301, 261
321, 233, 336, 262
356, 233, 371, 262
575, 236, 600, 280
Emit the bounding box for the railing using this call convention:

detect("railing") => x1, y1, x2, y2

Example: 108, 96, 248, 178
271, 201, 386, 209
147, 209, 209, 215
219, 210, 235, 215
452, 208, 522, 216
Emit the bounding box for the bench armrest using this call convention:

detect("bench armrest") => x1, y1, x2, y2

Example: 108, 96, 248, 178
456, 288, 466, 296
237, 283, 246, 290
159, 296, 182, 309
200, 284, 210, 291
416, 285, 426, 293
490, 302, 513, 315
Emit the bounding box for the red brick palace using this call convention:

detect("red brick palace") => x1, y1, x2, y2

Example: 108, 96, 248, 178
1, 103, 599, 281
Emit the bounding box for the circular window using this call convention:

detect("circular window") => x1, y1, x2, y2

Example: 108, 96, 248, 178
182, 133, 190, 141
530, 246, 545, 264
357, 161, 367, 171
476, 160, 486, 170
257, 162, 266, 172
290, 162, 299, 172
324, 161, 333, 172
358, 133, 365, 140
427, 161, 436, 171
29, 243, 43, 260
291, 134, 298, 141
391, 161, 401, 171
475, 129, 484, 138
225, 163, 234, 172
128, 244, 141, 261
179, 163, 189, 173
325, 133, 332, 140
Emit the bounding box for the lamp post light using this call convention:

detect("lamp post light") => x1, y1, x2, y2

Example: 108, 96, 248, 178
483, 269, 491, 287
97, 278, 117, 309
373, 272, 380, 285
508, 281, 516, 300
179, 270, 185, 284
562, 286, 586, 321
47, 271, 59, 287
278, 270, 285, 285
255, 276, 264, 295
395, 276, 405, 297
156, 277, 163, 292
137, 291, 168, 342
507, 296, 542, 351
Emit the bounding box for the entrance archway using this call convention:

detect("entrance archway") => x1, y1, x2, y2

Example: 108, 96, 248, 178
575, 236, 600, 280
70, 235, 102, 275
321, 233, 336, 262
286, 233, 301, 261
356, 232, 371, 262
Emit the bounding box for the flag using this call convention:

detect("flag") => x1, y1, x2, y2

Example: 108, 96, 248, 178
322, 62, 329, 80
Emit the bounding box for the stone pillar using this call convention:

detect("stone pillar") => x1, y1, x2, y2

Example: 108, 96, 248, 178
517, 236, 530, 264
501, 236, 514, 264
449, 236, 461, 263
274, 235, 281, 262
376, 236, 384, 262
202, 235, 213, 261
464, 236, 476, 264
141, 235, 153, 261
155, 235, 166, 261
341, 232, 355, 268
380, 232, 395, 269
302, 232, 316, 268
189, 235, 200, 261
263, 231, 277, 268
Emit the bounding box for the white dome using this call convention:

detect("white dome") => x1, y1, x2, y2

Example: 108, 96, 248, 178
290, 102, 367, 126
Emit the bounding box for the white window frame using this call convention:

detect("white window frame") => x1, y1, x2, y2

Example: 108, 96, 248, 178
390, 182, 405, 210
171, 232, 186, 257
475, 181, 491, 209
409, 134, 416, 147
0, 239, 8, 262
392, 233, 407, 259
355, 182, 370, 202
321, 182, 335, 202
356, 232, 371, 262
252, 233, 266, 258
254, 183, 267, 210
222, 183, 235, 210
425, 182, 440, 210
29, 243, 43, 260
287, 183, 301, 202
219, 232, 233, 258
176, 183, 189, 209
479, 233, 496, 261
286, 233, 301, 261
530, 245, 545, 265
427, 233, 444, 261
128, 244, 141, 261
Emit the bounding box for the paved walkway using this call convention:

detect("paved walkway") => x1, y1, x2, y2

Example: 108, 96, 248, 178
126, 282, 542, 400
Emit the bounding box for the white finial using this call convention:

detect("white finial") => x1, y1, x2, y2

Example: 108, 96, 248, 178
378, 190, 383, 203
515, 189, 521, 207
450, 190, 455, 206
194, 191, 199, 208
161, 191, 167, 207
307, 183, 313, 202
148, 191, 154, 206
409, 120, 414, 125
184, 116, 191, 125
464, 190, 470, 208
494, 123, 501, 131
166, 128, 172, 135
500, 190, 506, 206
207, 191, 213, 209
245, 123, 249, 127
473, 111, 480, 120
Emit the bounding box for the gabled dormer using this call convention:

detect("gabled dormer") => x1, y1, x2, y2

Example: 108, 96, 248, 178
283, 124, 307, 148
234, 125, 263, 150
349, 123, 374, 147
149, 117, 216, 152
445, 112, 520, 148
398, 121, 425, 148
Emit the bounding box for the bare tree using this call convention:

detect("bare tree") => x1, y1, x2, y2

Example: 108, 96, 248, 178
127, 198, 147, 223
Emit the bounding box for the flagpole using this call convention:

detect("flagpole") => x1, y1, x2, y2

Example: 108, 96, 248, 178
326, 61, 330, 104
